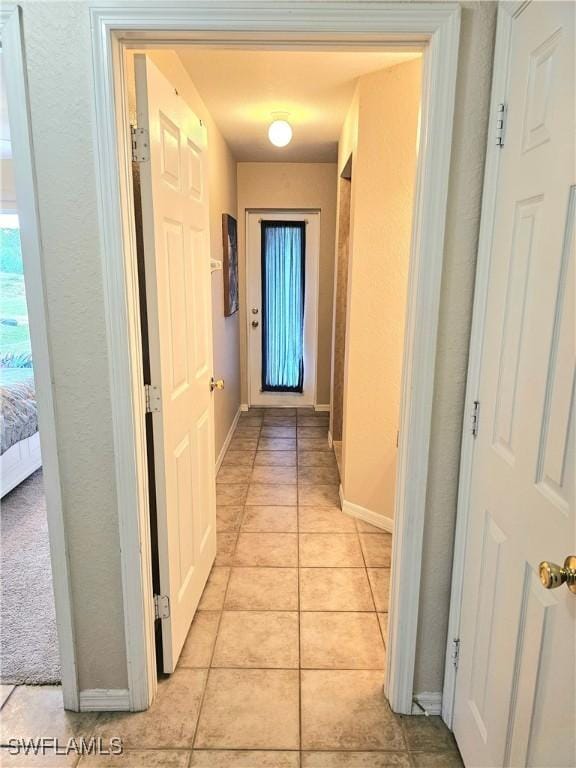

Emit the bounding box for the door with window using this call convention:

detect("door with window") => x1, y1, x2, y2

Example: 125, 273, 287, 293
246, 211, 319, 407
453, 3, 575, 766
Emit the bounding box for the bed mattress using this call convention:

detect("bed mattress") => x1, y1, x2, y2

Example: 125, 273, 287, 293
0, 369, 38, 455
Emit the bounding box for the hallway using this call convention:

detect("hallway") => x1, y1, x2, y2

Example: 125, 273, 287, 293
0, 408, 461, 766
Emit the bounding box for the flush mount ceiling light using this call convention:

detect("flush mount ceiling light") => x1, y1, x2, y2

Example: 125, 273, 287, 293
268, 114, 293, 147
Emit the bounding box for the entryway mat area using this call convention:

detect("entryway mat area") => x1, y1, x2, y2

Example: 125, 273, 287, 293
0, 469, 61, 684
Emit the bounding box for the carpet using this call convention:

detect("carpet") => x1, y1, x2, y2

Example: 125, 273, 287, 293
0, 469, 61, 684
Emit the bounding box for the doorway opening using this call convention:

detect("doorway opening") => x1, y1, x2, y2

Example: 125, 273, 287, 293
91, 1, 461, 718
329, 154, 352, 464
0, 63, 60, 688
247, 210, 320, 407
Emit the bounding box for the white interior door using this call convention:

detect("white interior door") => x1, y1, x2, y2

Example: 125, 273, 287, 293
247, 211, 319, 407
453, 3, 575, 766
135, 54, 216, 673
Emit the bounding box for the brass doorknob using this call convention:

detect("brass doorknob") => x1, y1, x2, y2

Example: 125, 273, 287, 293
210, 377, 225, 392
252, 320, 259, 328
539, 556, 576, 594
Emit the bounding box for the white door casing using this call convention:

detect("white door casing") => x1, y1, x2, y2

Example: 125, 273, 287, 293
246, 211, 320, 407
452, 3, 575, 766
135, 54, 216, 673
92, 2, 461, 713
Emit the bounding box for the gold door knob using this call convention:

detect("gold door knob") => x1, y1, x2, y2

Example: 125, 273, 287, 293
210, 377, 225, 392
252, 320, 259, 328
539, 556, 576, 594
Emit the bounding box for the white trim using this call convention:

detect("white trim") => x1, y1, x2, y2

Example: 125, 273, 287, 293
340, 489, 394, 533
215, 408, 241, 472
385, 6, 460, 716
240, 403, 250, 412
442, 4, 514, 729
90, 12, 157, 712
314, 404, 331, 412
0, 5, 79, 711
90, 1, 460, 714
327, 431, 333, 449
79, 689, 131, 712
412, 692, 443, 716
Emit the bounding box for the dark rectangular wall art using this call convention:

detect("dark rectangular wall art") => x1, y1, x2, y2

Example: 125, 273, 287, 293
222, 213, 239, 316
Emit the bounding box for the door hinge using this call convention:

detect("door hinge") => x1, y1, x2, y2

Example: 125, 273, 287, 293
144, 384, 161, 413
496, 103, 507, 147
154, 594, 170, 620
452, 638, 460, 670
471, 400, 480, 438
131, 126, 150, 162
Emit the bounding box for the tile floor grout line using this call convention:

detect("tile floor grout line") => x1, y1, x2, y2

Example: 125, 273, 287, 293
191, 525, 235, 750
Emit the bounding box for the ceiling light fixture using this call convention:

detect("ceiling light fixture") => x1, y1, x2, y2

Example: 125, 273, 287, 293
268, 114, 293, 147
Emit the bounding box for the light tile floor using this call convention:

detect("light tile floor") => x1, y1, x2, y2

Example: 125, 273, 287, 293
0, 408, 463, 767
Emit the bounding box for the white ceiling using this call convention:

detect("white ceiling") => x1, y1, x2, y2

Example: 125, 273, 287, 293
176, 48, 420, 162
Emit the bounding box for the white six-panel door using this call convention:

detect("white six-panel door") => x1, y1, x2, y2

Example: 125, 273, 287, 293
135, 55, 217, 673
453, 3, 575, 766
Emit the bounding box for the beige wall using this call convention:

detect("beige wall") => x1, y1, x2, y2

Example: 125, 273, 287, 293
127, 50, 241, 462
237, 162, 337, 406
339, 60, 421, 521
1, 159, 17, 210
17, 0, 495, 700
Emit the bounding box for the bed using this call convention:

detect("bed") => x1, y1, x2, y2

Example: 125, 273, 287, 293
0, 368, 41, 497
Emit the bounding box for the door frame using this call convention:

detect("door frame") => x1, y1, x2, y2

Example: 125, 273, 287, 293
0, 6, 79, 709
442, 2, 519, 727
90, 1, 461, 712
246, 209, 320, 408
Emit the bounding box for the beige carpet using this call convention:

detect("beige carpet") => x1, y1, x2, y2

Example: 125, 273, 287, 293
0, 469, 61, 684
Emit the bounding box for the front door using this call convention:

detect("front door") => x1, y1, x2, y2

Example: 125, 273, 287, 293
247, 211, 319, 407
453, 3, 575, 766
135, 54, 217, 673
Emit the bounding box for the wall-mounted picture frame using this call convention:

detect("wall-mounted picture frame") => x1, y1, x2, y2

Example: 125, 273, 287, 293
222, 213, 239, 316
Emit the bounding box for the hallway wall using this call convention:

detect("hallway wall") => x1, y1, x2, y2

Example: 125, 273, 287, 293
339, 59, 421, 523
236, 162, 338, 407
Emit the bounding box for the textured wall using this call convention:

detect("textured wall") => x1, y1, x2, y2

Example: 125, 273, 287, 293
19, 0, 127, 690
413, 1, 497, 695
237, 162, 338, 406
341, 60, 421, 520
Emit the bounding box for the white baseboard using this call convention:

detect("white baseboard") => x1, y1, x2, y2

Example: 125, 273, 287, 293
314, 404, 330, 412
240, 403, 249, 412
79, 689, 131, 712
340, 488, 394, 533
216, 407, 241, 472
411, 692, 443, 716
327, 431, 333, 448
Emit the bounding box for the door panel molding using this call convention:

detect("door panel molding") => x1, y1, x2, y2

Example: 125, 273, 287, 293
90, 1, 461, 713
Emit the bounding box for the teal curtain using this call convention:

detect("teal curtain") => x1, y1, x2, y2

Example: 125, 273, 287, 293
261, 221, 305, 392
